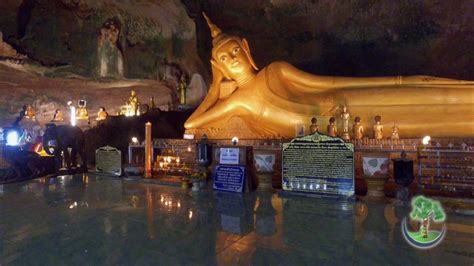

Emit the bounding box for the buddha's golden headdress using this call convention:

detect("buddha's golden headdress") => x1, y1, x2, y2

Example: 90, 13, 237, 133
203, 13, 258, 71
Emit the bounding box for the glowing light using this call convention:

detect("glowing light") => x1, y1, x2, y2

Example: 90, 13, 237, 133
176, 157, 180, 164
131, 137, 138, 144
177, 202, 181, 208
187, 146, 191, 152
189, 210, 193, 219
70, 105, 76, 126
6, 131, 19, 146
422, 136, 431, 145
232, 136, 239, 146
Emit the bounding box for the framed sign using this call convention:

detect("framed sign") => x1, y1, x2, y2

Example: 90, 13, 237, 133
96, 146, 122, 176
282, 133, 354, 197
219, 147, 240, 165
213, 165, 245, 193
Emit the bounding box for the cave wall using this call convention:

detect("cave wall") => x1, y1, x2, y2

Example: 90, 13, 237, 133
0, 0, 205, 79
0, 0, 472, 82
183, 0, 474, 80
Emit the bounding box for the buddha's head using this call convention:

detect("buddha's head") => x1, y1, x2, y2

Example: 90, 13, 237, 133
203, 13, 258, 80
355, 117, 361, 123
311, 117, 317, 124
375, 115, 381, 123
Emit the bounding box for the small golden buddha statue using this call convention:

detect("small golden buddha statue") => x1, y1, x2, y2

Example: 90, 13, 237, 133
96, 107, 108, 121
391, 125, 400, 140
373, 115, 384, 140
309, 117, 319, 134
353, 117, 364, 140
128, 90, 139, 116
76, 100, 89, 120
52, 109, 64, 122
340, 105, 350, 140
327, 117, 337, 137
25, 105, 36, 120
184, 13, 474, 139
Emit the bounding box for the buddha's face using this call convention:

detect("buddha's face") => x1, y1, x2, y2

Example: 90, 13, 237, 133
215, 40, 252, 77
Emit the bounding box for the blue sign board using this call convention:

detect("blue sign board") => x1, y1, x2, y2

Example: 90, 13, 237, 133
213, 165, 246, 193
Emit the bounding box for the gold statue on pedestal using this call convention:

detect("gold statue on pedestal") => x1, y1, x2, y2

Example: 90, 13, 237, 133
353, 117, 364, 140
128, 90, 139, 116
327, 117, 337, 137
340, 105, 350, 140
76, 100, 89, 120
391, 125, 400, 140
96, 107, 108, 121
184, 13, 474, 139
25, 105, 36, 120
309, 117, 319, 134
373, 115, 384, 140
52, 109, 64, 122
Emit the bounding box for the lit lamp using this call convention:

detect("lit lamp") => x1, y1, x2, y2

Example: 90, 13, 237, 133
232, 136, 239, 146
418, 135, 431, 158
5, 129, 20, 146
131, 137, 139, 145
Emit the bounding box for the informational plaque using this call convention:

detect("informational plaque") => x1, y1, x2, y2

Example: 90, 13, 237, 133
96, 146, 122, 176
219, 147, 240, 165
282, 133, 354, 197
213, 165, 245, 193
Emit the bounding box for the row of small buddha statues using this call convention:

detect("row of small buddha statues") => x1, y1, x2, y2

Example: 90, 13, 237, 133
309, 106, 399, 140
24, 90, 143, 124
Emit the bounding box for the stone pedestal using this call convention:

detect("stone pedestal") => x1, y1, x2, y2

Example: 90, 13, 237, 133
365, 176, 388, 198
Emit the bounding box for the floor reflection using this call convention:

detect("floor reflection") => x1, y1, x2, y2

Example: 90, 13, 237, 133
0, 174, 473, 265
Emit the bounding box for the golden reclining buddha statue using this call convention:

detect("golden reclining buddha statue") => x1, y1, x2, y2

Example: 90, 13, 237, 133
185, 13, 474, 139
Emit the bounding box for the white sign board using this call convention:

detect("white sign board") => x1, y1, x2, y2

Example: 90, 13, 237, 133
219, 147, 240, 165
96, 146, 122, 176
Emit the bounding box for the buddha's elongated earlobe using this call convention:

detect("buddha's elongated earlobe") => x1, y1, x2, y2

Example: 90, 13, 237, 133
211, 59, 231, 80
241, 38, 259, 71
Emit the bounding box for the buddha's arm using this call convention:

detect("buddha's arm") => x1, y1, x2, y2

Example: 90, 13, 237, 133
271, 61, 401, 92
271, 61, 474, 93
185, 64, 223, 128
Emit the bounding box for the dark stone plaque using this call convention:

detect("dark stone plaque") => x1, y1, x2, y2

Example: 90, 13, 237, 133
96, 146, 122, 176
282, 133, 354, 197
213, 165, 245, 193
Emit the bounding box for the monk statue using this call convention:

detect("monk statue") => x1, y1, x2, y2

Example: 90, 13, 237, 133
327, 117, 337, 137
128, 90, 139, 116
373, 115, 384, 140
309, 117, 319, 134
184, 13, 474, 139
25, 105, 36, 120
52, 109, 64, 122
353, 117, 364, 140
96, 107, 108, 121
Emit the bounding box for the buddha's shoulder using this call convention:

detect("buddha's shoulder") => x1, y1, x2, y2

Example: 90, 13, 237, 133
263, 61, 301, 76
266, 61, 294, 71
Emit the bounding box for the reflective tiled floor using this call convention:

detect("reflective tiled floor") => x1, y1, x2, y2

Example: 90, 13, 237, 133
0, 174, 473, 265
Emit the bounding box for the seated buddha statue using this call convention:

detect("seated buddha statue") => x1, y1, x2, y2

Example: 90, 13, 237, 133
184, 13, 474, 139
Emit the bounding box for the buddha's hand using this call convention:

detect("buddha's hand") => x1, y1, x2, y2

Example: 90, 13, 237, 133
185, 63, 224, 128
